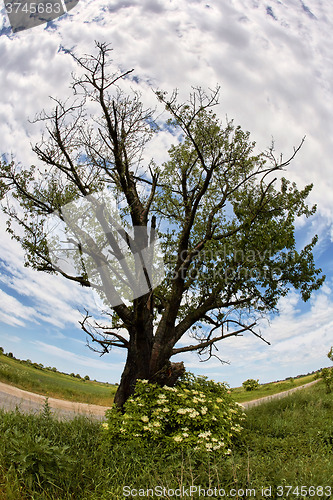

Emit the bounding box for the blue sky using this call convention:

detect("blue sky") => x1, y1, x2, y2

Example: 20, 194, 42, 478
0, 0, 332, 387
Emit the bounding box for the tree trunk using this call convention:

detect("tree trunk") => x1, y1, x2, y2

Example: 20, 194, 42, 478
113, 338, 185, 410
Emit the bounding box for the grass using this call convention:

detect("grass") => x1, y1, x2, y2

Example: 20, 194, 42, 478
0, 355, 116, 406
0, 381, 331, 499
230, 373, 318, 402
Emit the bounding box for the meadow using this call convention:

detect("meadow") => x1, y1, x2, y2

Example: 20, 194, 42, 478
0, 380, 331, 499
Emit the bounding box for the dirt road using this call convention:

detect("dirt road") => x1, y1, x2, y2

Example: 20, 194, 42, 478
0, 379, 321, 419
0, 381, 110, 420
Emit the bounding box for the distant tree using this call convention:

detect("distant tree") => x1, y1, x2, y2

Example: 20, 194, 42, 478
7, 352, 13, 358
0, 347, 4, 355
84, 375, 90, 380
0, 43, 325, 409
242, 379, 259, 391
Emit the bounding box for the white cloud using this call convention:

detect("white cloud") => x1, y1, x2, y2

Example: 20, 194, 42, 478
31, 340, 121, 370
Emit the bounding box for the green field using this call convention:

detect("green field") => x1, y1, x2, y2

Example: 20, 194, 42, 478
0, 354, 116, 406
0, 381, 331, 499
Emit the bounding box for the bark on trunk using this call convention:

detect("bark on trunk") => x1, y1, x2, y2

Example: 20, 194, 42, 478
113, 346, 185, 410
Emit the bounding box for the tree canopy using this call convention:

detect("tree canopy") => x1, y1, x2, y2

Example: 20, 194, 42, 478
0, 42, 325, 407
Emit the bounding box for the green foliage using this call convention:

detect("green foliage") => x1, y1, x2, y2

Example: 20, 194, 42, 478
327, 346, 333, 362
242, 378, 259, 391
0, 409, 102, 497
104, 373, 245, 453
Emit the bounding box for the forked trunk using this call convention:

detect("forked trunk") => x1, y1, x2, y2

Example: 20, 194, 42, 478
113, 340, 185, 410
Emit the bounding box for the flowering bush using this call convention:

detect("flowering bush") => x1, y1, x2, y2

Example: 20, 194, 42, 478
104, 372, 245, 454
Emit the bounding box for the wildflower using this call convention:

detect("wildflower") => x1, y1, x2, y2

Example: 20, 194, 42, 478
141, 416, 149, 422
140, 380, 149, 383
173, 435, 183, 442
153, 421, 161, 427
177, 408, 187, 414
213, 444, 222, 450
162, 408, 170, 412
188, 410, 199, 418
198, 431, 211, 438
101, 422, 108, 429
182, 432, 189, 437
201, 406, 208, 415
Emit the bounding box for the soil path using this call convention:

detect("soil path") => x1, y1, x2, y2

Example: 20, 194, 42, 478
0, 381, 110, 420
240, 379, 321, 409
0, 379, 321, 419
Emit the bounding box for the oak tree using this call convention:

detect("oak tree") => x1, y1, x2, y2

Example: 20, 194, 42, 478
0, 43, 324, 408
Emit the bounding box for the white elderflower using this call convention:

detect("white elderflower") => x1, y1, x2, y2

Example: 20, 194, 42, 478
173, 435, 183, 442
201, 406, 208, 415
198, 431, 211, 439
141, 416, 149, 422
177, 408, 187, 414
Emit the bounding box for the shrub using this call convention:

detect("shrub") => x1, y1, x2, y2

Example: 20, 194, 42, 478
104, 373, 246, 454
242, 379, 259, 391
